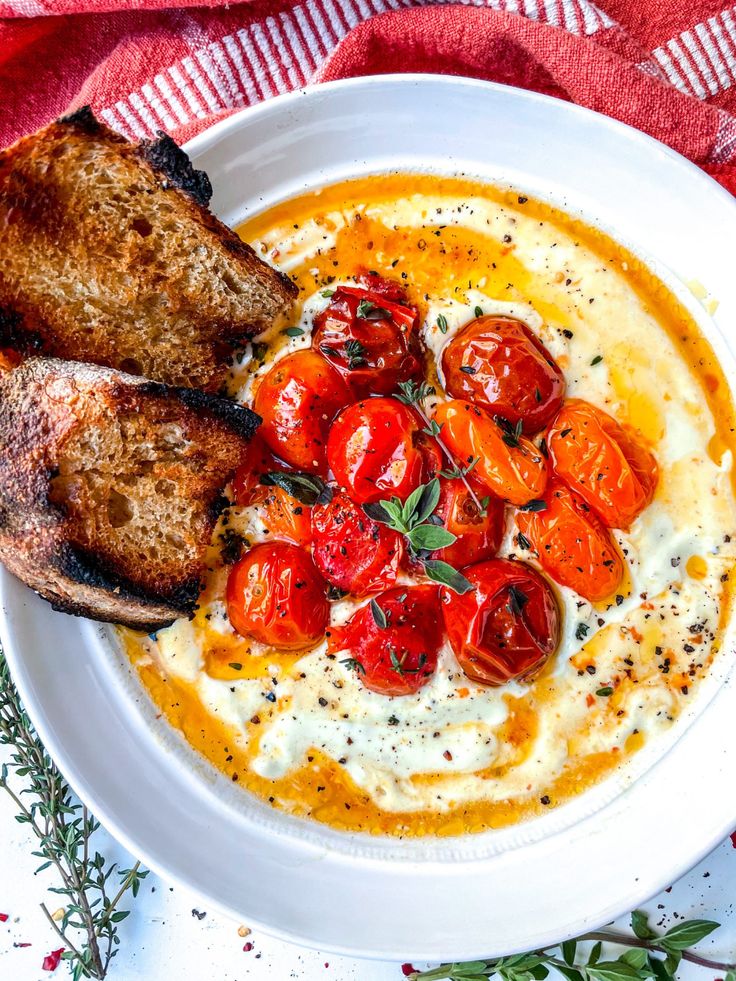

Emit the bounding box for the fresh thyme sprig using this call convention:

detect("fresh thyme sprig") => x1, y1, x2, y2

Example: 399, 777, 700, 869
363, 478, 472, 594
407, 911, 736, 981
0, 649, 148, 980
395, 380, 485, 514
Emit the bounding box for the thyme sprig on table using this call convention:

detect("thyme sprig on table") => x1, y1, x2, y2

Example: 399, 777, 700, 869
407, 911, 736, 981
0, 649, 148, 979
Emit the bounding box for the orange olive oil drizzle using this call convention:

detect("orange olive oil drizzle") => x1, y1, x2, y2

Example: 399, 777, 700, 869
120, 173, 736, 836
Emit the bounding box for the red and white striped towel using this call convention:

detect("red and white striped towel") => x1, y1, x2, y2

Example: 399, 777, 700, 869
1, 1, 736, 194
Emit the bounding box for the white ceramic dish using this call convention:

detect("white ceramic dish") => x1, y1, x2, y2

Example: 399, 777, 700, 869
2, 75, 736, 962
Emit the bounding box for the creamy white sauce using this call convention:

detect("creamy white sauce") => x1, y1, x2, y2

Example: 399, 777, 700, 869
141, 191, 736, 815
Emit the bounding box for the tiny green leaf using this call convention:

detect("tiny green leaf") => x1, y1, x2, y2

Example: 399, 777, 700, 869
660, 919, 719, 950
437, 313, 449, 334
228, 662, 243, 672
562, 940, 577, 966
591, 355, 603, 366
423, 559, 473, 594
260, 471, 326, 506
631, 910, 656, 940
357, 298, 392, 320
284, 326, 305, 337
370, 598, 388, 629
408, 524, 457, 551
587, 962, 642, 981
415, 478, 442, 525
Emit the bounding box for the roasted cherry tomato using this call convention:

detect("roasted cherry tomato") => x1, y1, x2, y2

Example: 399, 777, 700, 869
312, 492, 403, 595
313, 285, 423, 397
327, 397, 440, 504
516, 480, 623, 602
329, 585, 442, 696
434, 400, 547, 506
254, 350, 351, 477
231, 435, 281, 507
226, 542, 328, 650
356, 270, 410, 303
547, 399, 658, 529
441, 315, 565, 434
441, 558, 560, 686
254, 487, 312, 547
414, 478, 505, 570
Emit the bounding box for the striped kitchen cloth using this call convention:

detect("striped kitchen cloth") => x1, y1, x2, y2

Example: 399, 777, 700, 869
1, 0, 735, 193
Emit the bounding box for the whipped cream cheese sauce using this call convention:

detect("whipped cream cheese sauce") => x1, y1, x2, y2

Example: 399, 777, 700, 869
121, 175, 736, 834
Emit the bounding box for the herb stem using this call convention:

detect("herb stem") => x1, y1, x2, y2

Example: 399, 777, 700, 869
1, 650, 147, 979
412, 396, 484, 513
579, 931, 736, 971
40, 902, 87, 964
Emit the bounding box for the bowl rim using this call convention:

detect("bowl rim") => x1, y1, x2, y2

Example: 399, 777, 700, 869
3, 73, 736, 962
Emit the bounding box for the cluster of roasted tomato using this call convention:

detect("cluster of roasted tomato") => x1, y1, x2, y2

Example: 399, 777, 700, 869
226, 272, 658, 696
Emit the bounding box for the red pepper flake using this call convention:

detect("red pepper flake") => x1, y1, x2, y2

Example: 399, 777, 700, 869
730, 831, 736, 848
243, 942, 253, 952
14, 942, 32, 948
0, 913, 8, 922
42, 948, 65, 972
402, 966, 417, 977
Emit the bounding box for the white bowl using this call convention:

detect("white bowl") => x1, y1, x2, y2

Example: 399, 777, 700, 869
3, 75, 736, 962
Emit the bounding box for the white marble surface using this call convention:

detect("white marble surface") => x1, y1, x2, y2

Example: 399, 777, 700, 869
1, 741, 734, 980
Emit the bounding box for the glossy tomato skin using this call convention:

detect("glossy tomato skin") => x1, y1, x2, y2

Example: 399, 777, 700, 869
256, 488, 312, 547
313, 285, 423, 397
312, 492, 403, 595
226, 542, 328, 650
516, 480, 623, 602
355, 270, 410, 303
327, 397, 439, 504
425, 478, 505, 569
254, 350, 351, 477
547, 399, 658, 529
434, 399, 547, 506
442, 316, 565, 433
442, 558, 560, 686
329, 585, 442, 696
231, 435, 280, 507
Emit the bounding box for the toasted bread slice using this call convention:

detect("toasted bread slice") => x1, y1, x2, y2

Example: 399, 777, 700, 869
0, 358, 259, 630
0, 107, 296, 392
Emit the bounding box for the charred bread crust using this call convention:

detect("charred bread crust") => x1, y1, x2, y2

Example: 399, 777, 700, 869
0, 109, 297, 389
0, 358, 257, 629
58, 104, 112, 139
138, 130, 213, 207
0, 307, 42, 354
50, 545, 201, 630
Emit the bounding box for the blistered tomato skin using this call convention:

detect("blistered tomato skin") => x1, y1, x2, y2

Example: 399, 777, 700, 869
256, 488, 313, 548
548, 399, 658, 529
329, 585, 442, 696
313, 285, 423, 397
516, 480, 623, 602
311, 492, 403, 595
254, 350, 351, 477
231, 435, 280, 507
327, 397, 438, 505
425, 478, 505, 569
434, 399, 547, 506
226, 542, 329, 650
442, 558, 560, 686
441, 316, 565, 433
